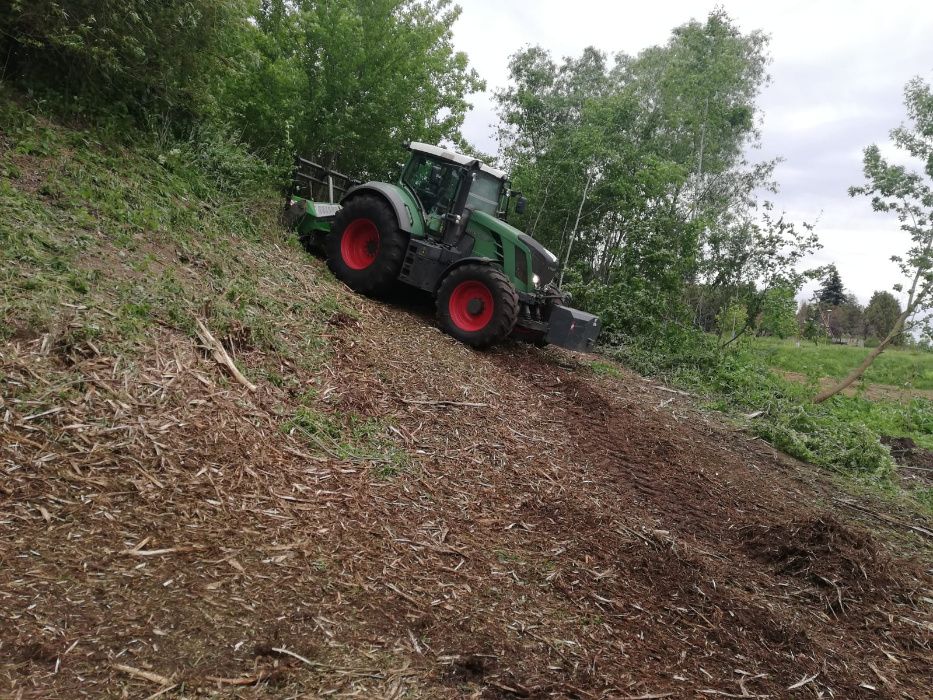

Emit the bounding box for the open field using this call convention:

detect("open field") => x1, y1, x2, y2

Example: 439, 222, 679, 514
752, 337, 933, 392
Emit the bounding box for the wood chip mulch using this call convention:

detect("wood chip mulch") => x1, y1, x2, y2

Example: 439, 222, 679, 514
1, 295, 931, 699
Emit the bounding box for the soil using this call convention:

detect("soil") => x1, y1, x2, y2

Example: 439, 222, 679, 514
1, 290, 931, 699
883, 436, 933, 491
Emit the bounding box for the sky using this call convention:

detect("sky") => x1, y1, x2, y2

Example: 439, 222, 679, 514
450, 0, 933, 307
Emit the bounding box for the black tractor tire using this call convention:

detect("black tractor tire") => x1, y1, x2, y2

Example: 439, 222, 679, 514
326, 195, 408, 294
436, 264, 519, 348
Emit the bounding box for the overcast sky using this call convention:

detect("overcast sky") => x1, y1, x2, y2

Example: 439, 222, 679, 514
451, 0, 933, 306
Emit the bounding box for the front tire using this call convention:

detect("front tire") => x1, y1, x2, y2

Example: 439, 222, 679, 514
436, 265, 519, 348
327, 195, 408, 294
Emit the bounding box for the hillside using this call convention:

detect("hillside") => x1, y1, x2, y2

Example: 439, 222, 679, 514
2, 105, 932, 698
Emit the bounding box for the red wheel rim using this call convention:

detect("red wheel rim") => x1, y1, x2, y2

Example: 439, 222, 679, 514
449, 280, 494, 332
341, 218, 379, 270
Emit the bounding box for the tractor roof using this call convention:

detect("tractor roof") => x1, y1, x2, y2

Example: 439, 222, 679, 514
409, 142, 508, 181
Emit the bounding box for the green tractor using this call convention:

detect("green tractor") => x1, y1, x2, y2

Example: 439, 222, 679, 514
284, 142, 600, 351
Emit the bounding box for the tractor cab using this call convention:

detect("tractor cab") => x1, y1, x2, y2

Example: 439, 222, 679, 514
400, 143, 525, 239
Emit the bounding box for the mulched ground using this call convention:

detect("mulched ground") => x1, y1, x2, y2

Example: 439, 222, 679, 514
1, 285, 931, 699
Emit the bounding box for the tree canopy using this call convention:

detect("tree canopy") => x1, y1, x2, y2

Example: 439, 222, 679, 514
0, 0, 483, 176
817, 265, 846, 306
864, 291, 903, 342
495, 9, 818, 344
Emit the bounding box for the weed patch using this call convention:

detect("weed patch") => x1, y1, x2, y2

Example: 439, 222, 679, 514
283, 407, 410, 476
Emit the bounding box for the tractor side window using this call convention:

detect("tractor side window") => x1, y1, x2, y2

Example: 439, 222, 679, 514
467, 173, 501, 216
403, 155, 462, 217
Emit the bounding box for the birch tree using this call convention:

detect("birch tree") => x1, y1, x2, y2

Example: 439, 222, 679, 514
814, 78, 933, 402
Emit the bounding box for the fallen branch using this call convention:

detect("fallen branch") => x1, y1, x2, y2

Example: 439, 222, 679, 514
120, 547, 196, 556
194, 317, 257, 392
269, 646, 323, 668
385, 582, 424, 608
787, 671, 819, 690
652, 386, 694, 398
143, 684, 179, 700
205, 670, 272, 686
113, 663, 173, 686
400, 398, 488, 408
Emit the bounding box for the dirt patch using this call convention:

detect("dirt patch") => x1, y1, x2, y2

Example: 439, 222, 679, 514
882, 435, 933, 493
743, 517, 902, 609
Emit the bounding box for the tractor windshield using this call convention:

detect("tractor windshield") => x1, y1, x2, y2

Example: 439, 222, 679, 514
402, 154, 463, 217
466, 172, 503, 216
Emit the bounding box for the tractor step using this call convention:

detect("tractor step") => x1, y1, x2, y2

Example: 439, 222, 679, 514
545, 305, 601, 352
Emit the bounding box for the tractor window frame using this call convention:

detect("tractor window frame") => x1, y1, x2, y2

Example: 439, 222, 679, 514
466, 172, 504, 216
402, 153, 465, 218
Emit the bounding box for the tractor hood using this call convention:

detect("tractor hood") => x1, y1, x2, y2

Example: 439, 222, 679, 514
517, 232, 559, 287
469, 211, 559, 288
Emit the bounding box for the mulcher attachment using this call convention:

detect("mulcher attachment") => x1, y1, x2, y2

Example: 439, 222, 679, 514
545, 305, 601, 352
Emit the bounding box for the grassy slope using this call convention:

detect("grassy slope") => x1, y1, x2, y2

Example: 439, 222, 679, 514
1, 96, 348, 384
752, 337, 933, 391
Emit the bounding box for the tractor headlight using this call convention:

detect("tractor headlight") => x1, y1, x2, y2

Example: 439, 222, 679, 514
532, 273, 540, 287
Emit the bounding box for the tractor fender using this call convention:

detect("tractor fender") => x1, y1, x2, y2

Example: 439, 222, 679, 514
341, 182, 416, 234
436, 256, 499, 292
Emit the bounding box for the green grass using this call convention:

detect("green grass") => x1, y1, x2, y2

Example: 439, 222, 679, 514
751, 337, 933, 391
283, 405, 410, 475
0, 92, 352, 366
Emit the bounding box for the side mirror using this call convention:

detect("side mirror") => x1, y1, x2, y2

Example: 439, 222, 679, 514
515, 196, 527, 215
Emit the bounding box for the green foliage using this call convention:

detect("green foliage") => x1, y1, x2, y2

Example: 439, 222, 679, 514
496, 10, 818, 345
800, 302, 827, 345
864, 290, 904, 343
587, 360, 624, 378
716, 301, 748, 345
758, 285, 798, 338
817, 265, 846, 306
0, 0, 248, 125
825, 294, 865, 340
2, 1, 484, 179
220, 0, 484, 173
284, 406, 409, 474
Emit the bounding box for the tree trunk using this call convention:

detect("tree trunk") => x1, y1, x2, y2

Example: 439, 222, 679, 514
811, 309, 909, 403
558, 171, 592, 288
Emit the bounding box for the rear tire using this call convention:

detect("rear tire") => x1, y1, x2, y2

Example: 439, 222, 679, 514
327, 195, 408, 294
436, 264, 519, 348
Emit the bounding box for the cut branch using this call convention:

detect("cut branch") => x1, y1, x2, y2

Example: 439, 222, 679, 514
194, 317, 257, 392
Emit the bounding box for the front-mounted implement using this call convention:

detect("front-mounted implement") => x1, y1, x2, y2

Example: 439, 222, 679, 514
285, 143, 600, 352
